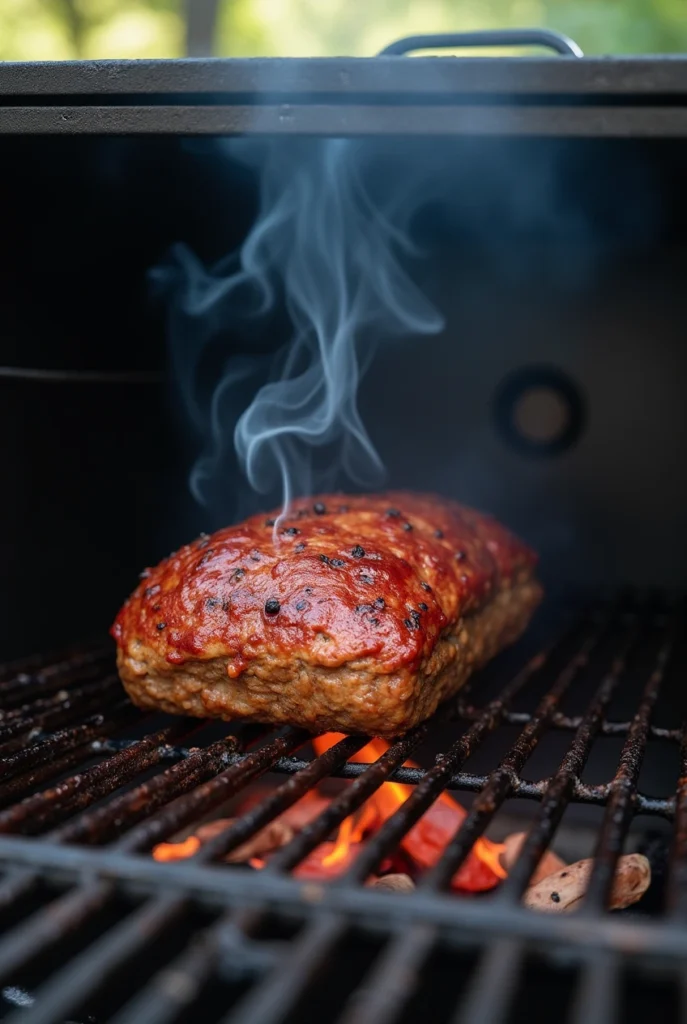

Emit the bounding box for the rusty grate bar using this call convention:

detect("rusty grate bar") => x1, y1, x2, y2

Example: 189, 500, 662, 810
0, 595, 684, 1024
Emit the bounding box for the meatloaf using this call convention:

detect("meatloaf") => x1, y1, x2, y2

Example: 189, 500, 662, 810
112, 493, 542, 737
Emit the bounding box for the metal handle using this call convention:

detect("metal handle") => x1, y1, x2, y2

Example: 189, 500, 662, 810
378, 28, 583, 58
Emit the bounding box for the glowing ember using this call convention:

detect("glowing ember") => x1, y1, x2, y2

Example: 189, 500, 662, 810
151, 734, 506, 891
153, 835, 201, 862
294, 841, 362, 878
312, 733, 506, 891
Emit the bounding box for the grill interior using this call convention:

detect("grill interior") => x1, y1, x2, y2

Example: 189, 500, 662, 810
0, 593, 684, 1023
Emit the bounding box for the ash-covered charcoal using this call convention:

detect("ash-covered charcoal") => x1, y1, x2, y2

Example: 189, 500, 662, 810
152, 816, 294, 863
367, 873, 415, 893
500, 832, 567, 885
523, 854, 651, 913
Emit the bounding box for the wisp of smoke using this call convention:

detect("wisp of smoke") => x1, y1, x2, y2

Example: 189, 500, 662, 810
153, 137, 444, 528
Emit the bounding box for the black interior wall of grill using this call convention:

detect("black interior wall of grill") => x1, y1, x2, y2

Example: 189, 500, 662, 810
1, 134, 687, 658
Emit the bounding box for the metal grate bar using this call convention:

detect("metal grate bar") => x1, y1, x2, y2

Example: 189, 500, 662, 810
342, 636, 559, 888
497, 624, 637, 901
581, 619, 676, 912
219, 915, 346, 1024
0, 730, 306, 990
267, 727, 428, 875
337, 922, 436, 1024
421, 619, 606, 892
110, 909, 230, 1024
325, 615, 627, 1024
0, 651, 112, 708
451, 937, 525, 1024
115, 727, 311, 853
0, 719, 192, 834
12, 737, 368, 1024
457, 703, 682, 742
0, 597, 684, 1023
0, 702, 136, 782
213, 758, 672, 816
193, 733, 369, 864
0, 674, 119, 742
4, 893, 187, 1024
190, 616, 606, 1024
667, 722, 687, 916
568, 952, 620, 1024
0, 733, 243, 986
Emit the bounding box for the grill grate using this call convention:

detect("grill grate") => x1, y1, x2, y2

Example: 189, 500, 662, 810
0, 594, 684, 1023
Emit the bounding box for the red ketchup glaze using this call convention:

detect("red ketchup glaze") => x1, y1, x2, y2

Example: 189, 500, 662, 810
112, 492, 537, 676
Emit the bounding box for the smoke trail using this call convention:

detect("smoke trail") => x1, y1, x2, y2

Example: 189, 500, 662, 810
154, 137, 444, 526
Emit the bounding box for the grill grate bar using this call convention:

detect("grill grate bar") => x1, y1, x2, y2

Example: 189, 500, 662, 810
0, 729, 301, 1000
0, 742, 97, 810
422, 618, 606, 892
54, 741, 675, 816
266, 726, 429, 875
0, 719, 194, 835
0, 642, 109, 687
451, 937, 524, 1024
336, 922, 436, 1024
667, 722, 687, 916
0, 734, 247, 980
194, 733, 369, 864
339, 634, 559, 888
219, 914, 346, 1024
18, 736, 370, 1024
3, 893, 187, 1024
457, 703, 682, 742
115, 727, 310, 853
0, 879, 114, 991
109, 907, 231, 1024
51, 734, 241, 846
0, 653, 113, 708
497, 624, 637, 901
2, 834, 687, 953
0, 675, 124, 749
0, 702, 136, 782
568, 952, 620, 1024
0, 597, 685, 1023
581, 619, 676, 912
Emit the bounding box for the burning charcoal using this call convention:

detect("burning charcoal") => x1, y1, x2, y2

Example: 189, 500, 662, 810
196, 818, 294, 863
523, 854, 651, 913
292, 841, 363, 879
312, 735, 504, 892
367, 873, 415, 893
153, 817, 294, 864
268, 792, 332, 832
500, 832, 567, 885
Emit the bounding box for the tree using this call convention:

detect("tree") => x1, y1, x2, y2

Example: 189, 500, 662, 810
1, 0, 686, 61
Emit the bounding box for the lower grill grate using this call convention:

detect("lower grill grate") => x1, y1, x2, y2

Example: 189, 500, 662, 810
0, 594, 684, 1023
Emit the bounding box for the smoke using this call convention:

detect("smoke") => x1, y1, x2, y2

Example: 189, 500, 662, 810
154, 137, 444, 526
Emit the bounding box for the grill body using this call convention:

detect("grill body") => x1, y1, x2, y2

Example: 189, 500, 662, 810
1, 46, 687, 1023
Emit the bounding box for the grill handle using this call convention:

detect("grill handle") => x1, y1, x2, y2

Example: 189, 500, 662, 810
378, 29, 584, 58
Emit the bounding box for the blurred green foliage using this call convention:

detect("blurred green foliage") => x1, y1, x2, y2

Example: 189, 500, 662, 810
0, 0, 685, 60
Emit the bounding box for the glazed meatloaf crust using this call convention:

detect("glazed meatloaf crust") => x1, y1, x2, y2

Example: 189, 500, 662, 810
112, 493, 542, 738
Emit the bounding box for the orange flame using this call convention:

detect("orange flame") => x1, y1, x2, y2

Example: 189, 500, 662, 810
153, 835, 201, 862
151, 736, 506, 890
312, 733, 506, 889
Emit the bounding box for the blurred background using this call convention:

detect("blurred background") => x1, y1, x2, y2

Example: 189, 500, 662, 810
0, 0, 685, 62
